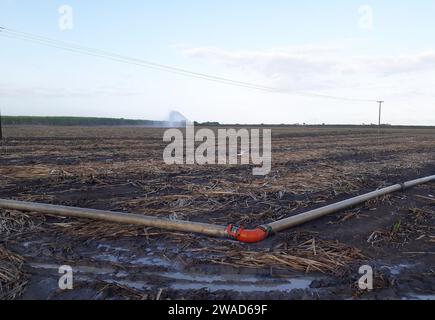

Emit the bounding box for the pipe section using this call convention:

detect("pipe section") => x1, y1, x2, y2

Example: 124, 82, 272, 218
0, 199, 228, 238
267, 174, 435, 234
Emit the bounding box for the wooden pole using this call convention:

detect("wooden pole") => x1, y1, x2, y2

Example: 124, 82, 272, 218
377, 101, 384, 127
0, 109, 3, 140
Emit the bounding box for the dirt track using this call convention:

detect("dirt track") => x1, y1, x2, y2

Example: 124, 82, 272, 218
0, 125, 434, 300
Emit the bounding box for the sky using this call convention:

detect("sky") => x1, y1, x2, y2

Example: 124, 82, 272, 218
1, 0, 435, 125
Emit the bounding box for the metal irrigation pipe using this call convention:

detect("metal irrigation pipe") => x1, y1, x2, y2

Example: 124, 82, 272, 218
0, 175, 434, 243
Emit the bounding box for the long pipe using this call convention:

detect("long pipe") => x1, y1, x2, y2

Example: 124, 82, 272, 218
0, 199, 228, 238
0, 175, 434, 243
266, 174, 435, 233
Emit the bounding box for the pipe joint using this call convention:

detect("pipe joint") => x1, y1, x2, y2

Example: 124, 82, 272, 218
227, 224, 270, 243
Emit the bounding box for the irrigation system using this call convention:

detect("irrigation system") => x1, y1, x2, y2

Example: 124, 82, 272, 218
0, 175, 434, 243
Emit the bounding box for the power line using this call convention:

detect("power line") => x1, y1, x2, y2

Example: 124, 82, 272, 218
0, 26, 376, 102
0, 25, 377, 102
0, 27, 273, 91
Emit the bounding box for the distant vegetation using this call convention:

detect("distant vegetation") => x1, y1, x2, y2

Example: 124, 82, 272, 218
1, 116, 167, 126
194, 121, 221, 126
1, 116, 433, 129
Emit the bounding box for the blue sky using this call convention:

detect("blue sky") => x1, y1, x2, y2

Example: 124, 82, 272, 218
1, 1, 435, 124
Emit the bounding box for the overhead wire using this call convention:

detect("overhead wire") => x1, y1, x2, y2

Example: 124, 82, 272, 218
0, 26, 376, 102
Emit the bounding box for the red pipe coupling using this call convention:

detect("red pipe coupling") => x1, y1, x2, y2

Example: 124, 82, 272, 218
227, 224, 270, 243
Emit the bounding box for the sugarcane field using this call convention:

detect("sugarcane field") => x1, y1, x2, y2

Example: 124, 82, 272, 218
0, 125, 434, 301
1, 2, 435, 312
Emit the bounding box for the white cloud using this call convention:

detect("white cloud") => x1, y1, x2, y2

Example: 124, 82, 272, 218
179, 45, 435, 91
183, 45, 340, 76
181, 45, 346, 91
353, 51, 435, 75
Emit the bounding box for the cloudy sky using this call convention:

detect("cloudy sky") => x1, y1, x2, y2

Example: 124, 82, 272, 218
1, 1, 435, 125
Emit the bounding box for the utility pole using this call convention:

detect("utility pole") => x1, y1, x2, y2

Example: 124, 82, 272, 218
377, 100, 384, 127
376, 100, 384, 146
0, 108, 2, 141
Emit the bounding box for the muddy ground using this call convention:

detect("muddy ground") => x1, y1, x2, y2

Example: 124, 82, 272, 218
0, 125, 434, 300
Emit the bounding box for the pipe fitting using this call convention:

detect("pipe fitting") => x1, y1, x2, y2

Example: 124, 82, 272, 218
226, 224, 270, 243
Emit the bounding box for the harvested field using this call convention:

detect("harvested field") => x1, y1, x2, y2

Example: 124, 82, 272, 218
0, 245, 28, 300
0, 125, 434, 300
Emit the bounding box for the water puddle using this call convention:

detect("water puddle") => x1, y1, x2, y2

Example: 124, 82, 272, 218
382, 263, 416, 276
412, 294, 435, 300
97, 244, 130, 252
94, 253, 171, 267
29, 262, 314, 293
95, 254, 121, 264
404, 294, 435, 300
102, 279, 150, 291
22, 240, 45, 248
29, 262, 115, 275
97, 276, 312, 293
130, 256, 171, 267
171, 278, 312, 293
